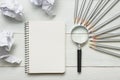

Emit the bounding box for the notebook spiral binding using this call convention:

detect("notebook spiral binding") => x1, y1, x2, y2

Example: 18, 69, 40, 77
24, 22, 29, 73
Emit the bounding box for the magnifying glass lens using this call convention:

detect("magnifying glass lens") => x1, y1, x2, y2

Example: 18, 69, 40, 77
71, 26, 88, 44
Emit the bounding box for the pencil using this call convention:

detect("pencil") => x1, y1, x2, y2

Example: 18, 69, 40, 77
90, 39, 120, 42
92, 33, 120, 39
80, 0, 93, 24
77, 0, 86, 24
87, 0, 119, 29
90, 42, 120, 50
90, 45, 120, 58
86, 0, 110, 26
89, 24, 120, 36
84, 0, 103, 26
89, 12, 120, 32
74, 0, 79, 24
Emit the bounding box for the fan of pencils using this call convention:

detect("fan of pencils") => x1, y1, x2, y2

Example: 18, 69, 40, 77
74, 0, 120, 57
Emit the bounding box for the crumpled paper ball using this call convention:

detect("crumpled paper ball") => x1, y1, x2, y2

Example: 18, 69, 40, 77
0, 31, 22, 64
0, 0, 24, 21
30, 0, 56, 17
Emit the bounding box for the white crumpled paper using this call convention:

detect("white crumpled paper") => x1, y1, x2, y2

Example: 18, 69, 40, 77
0, 31, 22, 64
31, 0, 56, 17
0, 0, 24, 21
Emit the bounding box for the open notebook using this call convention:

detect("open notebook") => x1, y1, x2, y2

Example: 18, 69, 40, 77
25, 21, 65, 74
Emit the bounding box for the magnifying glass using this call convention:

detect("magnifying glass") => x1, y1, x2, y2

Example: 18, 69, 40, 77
71, 25, 89, 73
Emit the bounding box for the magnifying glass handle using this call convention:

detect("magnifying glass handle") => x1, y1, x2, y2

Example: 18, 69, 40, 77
77, 49, 82, 73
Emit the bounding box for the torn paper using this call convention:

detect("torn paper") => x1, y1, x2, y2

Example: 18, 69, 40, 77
30, 0, 56, 17
0, 31, 22, 64
0, 0, 24, 21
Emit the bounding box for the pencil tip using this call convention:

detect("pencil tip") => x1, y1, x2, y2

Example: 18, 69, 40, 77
89, 45, 93, 48
88, 31, 92, 34
74, 18, 76, 24
77, 18, 80, 24
89, 39, 95, 42
88, 26, 93, 30
89, 35, 92, 38
89, 45, 95, 49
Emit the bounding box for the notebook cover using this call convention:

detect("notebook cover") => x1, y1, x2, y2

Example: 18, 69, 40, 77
27, 21, 65, 73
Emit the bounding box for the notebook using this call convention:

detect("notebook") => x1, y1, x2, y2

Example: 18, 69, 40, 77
25, 21, 65, 74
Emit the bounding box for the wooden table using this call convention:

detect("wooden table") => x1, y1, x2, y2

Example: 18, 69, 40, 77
0, 0, 120, 80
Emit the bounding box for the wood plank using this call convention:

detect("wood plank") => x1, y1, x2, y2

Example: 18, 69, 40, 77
0, 34, 120, 67
0, 67, 120, 80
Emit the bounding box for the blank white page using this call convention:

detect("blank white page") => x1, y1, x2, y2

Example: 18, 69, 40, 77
28, 21, 65, 73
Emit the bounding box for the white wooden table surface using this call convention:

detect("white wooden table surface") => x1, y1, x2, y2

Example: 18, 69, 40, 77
0, 0, 120, 80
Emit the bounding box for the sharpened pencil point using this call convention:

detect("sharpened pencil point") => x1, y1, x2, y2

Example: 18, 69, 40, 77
88, 31, 92, 34
89, 41, 96, 46
89, 45, 94, 48
89, 35, 92, 38
77, 18, 80, 24
74, 18, 77, 24
89, 39, 96, 42
88, 25, 93, 30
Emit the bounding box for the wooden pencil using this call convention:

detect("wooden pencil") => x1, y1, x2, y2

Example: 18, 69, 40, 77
90, 45, 120, 58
